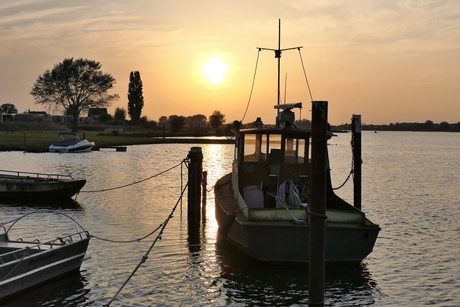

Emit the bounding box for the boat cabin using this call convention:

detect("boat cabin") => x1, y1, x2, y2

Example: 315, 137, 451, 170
235, 125, 312, 209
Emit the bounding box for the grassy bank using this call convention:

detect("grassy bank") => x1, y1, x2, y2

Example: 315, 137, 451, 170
0, 122, 233, 152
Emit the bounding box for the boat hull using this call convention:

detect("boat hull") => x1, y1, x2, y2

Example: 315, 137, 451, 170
215, 174, 380, 264
0, 178, 86, 200
48, 143, 94, 153
0, 237, 89, 300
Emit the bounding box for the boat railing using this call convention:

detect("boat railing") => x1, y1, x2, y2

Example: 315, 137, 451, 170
0, 230, 89, 265
0, 169, 74, 180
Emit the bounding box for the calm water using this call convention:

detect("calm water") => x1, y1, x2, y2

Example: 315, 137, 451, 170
1, 131, 459, 306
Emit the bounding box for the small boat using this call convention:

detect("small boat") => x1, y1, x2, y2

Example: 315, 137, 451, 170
0, 210, 90, 300
214, 23, 380, 264
0, 170, 86, 200
49, 132, 95, 153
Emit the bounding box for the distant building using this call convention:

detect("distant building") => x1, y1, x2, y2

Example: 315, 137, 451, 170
1, 113, 14, 122
88, 108, 108, 121
14, 110, 48, 122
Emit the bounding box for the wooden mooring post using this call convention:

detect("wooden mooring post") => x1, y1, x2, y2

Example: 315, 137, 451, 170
308, 101, 328, 307
187, 147, 203, 241
352, 114, 362, 210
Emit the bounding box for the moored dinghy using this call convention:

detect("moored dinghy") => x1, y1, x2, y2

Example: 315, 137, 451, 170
0, 210, 90, 300
0, 169, 86, 200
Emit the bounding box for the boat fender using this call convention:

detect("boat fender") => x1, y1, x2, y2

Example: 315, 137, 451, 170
218, 212, 236, 237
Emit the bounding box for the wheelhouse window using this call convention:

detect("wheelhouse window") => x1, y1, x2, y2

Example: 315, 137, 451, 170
243, 133, 268, 162
284, 138, 307, 164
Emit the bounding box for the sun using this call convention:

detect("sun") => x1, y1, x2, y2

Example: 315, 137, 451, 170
202, 58, 228, 84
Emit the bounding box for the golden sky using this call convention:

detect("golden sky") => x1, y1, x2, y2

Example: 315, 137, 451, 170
1, 1, 459, 125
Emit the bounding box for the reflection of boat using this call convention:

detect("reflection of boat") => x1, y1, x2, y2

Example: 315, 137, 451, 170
0, 210, 90, 300
49, 132, 95, 153
0, 170, 86, 200
214, 25, 380, 264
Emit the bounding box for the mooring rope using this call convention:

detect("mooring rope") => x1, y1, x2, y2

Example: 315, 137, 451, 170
333, 120, 355, 190
80, 160, 185, 193
102, 159, 202, 306
103, 180, 189, 307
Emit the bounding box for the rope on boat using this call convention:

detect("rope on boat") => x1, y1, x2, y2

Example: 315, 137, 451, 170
80, 160, 186, 193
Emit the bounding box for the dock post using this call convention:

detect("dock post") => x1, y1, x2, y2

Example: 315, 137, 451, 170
187, 147, 203, 216
352, 115, 362, 210
309, 101, 328, 307
187, 147, 203, 242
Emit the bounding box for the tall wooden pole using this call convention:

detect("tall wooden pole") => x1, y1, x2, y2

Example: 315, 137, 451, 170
308, 101, 328, 307
187, 147, 203, 246
352, 115, 362, 210
187, 147, 203, 217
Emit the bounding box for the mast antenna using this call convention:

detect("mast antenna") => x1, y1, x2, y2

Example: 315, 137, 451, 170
257, 19, 303, 127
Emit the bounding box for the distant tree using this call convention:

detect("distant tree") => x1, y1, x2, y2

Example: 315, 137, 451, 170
187, 114, 207, 125
114, 107, 126, 121
209, 110, 226, 130
30, 58, 119, 131
440, 121, 451, 131
424, 120, 434, 130
127, 71, 144, 123
159, 116, 167, 123
0, 103, 18, 114
168, 115, 186, 132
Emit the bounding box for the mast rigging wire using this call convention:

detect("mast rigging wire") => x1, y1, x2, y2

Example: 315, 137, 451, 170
240, 49, 261, 123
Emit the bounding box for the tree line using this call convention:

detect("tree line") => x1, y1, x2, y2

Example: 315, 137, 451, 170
2, 57, 227, 132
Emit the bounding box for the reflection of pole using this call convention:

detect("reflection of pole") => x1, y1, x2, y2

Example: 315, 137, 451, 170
309, 101, 328, 307
202, 171, 207, 218
352, 115, 362, 210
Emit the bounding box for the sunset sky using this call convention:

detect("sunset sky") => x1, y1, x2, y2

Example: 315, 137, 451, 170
1, 0, 459, 125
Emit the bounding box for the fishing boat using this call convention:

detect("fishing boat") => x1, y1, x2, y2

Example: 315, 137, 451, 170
214, 23, 380, 264
0, 170, 86, 200
0, 210, 90, 300
48, 132, 95, 153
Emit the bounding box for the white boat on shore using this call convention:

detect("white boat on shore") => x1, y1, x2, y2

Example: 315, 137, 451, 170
0, 210, 90, 300
48, 132, 95, 153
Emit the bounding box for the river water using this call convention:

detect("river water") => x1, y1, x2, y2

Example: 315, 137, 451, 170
1, 131, 459, 306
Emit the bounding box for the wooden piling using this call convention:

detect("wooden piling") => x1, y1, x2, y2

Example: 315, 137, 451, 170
352, 115, 362, 210
187, 147, 203, 246
308, 101, 328, 307
187, 147, 203, 216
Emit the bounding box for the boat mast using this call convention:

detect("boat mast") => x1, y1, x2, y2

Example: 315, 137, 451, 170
257, 19, 303, 128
